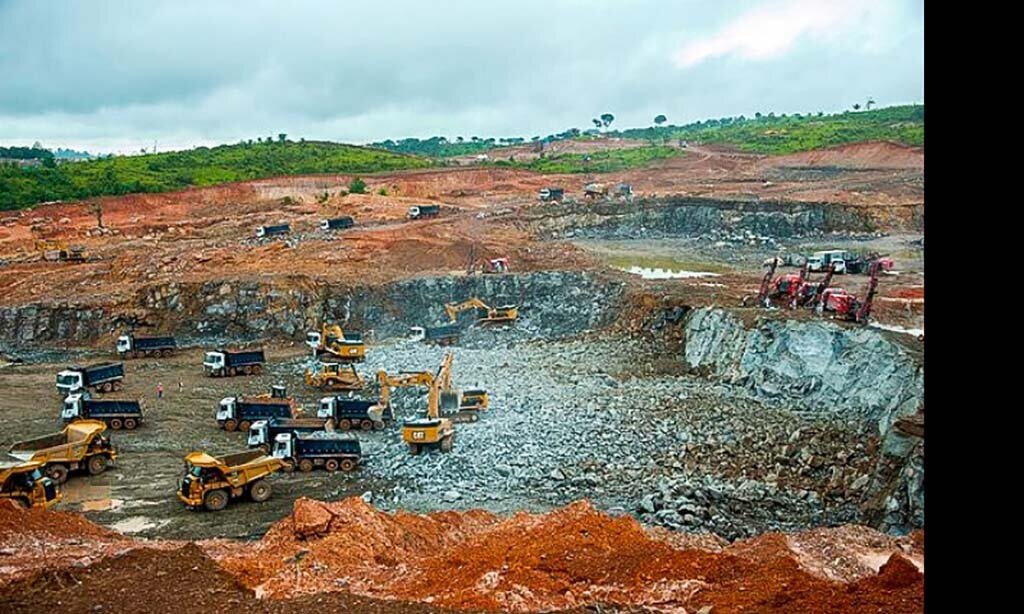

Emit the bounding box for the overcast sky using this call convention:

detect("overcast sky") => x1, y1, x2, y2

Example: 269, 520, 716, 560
0, 0, 923, 154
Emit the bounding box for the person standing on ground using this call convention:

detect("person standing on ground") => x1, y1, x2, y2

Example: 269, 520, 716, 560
178, 379, 184, 393
157, 382, 164, 399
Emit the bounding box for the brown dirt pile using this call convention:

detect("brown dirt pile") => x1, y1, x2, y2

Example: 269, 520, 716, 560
215, 497, 923, 613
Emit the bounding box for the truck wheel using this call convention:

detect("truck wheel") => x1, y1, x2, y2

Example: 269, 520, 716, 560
298, 459, 314, 473
338, 419, 352, 431
239, 421, 251, 433
204, 489, 229, 511
162, 349, 173, 357
47, 464, 69, 484
253, 365, 263, 375
224, 419, 237, 432
113, 381, 123, 391
101, 382, 113, 393
407, 443, 420, 456
281, 459, 295, 473
243, 365, 253, 375
109, 418, 123, 430
324, 459, 340, 472
441, 434, 454, 452
87, 454, 108, 475
360, 419, 373, 431
373, 420, 385, 430
124, 418, 137, 430
339, 459, 357, 472
248, 480, 272, 502
228, 367, 237, 377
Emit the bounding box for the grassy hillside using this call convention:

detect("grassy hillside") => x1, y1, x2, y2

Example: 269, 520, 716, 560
495, 145, 680, 174
0, 140, 430, 210
618, 105, 924, 154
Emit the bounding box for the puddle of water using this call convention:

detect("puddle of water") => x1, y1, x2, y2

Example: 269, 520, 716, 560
60, 479, 124, 512
617, 266, 722, 280
870, 322, 924, 337
110, 516, 169, 534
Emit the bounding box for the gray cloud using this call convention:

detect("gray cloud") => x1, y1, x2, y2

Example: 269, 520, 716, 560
0, 0, 923, 153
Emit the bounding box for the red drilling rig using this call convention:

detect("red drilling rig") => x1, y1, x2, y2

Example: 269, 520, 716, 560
819, 261, 880, 324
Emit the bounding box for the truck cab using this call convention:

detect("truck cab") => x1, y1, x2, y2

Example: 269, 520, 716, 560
271, 433, 295, 461
306, 331, 323, 349
317, 396, 338, 419
55, 370, 84, 395
116, 335, 133, 354
62, 392, 87, 421
217, 397, 238, 422
203, 351, 225, 372
248, 420, 269, 448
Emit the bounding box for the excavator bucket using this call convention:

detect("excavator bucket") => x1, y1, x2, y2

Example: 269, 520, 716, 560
440, 391, 460, 413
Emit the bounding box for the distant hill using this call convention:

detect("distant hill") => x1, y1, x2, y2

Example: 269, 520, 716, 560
374, 105, 924, 158
0, 140, 430, 210
616, 105, 924, 155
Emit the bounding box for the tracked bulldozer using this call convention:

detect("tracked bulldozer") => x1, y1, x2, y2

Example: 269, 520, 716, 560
304, 361, 364, 391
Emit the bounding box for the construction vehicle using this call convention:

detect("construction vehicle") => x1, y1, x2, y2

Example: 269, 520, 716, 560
9, 420, 116, 484
317, 396, 391, 431
444, 297, 518, 325
62, 392, 143, 430
845, 252, 895, 275
217, 386, 299, 432
247, 417, 328, 452
177, 450, 285, 511
409, 324, 461, 346
433, 352, 490, 423
807, 250, 848, 274
616, 183, 634, 201
408, 204, 441, 219
0, 458, 61, 509
583, 183, 609, 199
116, 333, 176, 358
56, 362, 124, 395
819, 261, 881, 324
306, 324, 365, 363
272, 431, 361, 473
538, 187, 564, 202
36, 239, 88, 263
400, 367, 456, 456
203, 348, 265, 377
305, 361, 364, 391
321, 216, 355, 231
255, 223, 290, 238
480, 257, 510, 274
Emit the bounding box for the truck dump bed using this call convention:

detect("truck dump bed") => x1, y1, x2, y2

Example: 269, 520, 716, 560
216, 449, 267, 468
9, 421, 106, 462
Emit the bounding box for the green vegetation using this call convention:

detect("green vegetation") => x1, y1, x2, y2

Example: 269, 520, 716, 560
0, 140, 430, 210
618, 105, 924, 154
348, 177, 367, 194
497, 145, 681, 174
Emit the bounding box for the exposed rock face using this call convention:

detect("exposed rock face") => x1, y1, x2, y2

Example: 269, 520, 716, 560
0, 271, 625, 349
683, 308, 923, 432
534, 196, 923, 240
863, 419, 924, 534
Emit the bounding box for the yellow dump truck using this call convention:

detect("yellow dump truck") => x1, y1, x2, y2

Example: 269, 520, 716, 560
8, 420, 116, 484
0, 458, 62, 509
177, 450, 285, 511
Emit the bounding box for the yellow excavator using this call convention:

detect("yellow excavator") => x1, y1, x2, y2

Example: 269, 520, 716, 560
377, 354, 459, 454
304, 361, 364, 391
306, 324, 366, 363
444, 297, 518, 325
434, 352, 489, 423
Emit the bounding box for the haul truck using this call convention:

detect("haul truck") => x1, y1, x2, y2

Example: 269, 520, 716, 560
56, 362, 125, 395
216, 386, 298, 432
272, 431, 362, 473
321, 216, 355, 231
407, 204, 440, 219
317, 396, 391, 431
9, 420, 116, 484
116, 333, 177, 358
177, 450, 285, 511
203, 348, 265, 377
247, 417, 328, 452
256, 223, 290, 238
62, 392, 144, 430
0, 458, 61, 509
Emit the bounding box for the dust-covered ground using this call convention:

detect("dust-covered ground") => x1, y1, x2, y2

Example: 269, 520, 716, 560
0, 329, 891, 542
